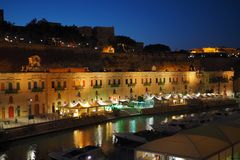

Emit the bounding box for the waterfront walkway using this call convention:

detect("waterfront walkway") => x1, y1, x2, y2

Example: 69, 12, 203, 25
0, 114, 59, 129
0, 98, 238, 143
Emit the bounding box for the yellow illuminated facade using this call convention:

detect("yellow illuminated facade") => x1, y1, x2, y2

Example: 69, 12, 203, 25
0, 71, 234, 120
102, 46, 115, 53
191, 47, 238, 54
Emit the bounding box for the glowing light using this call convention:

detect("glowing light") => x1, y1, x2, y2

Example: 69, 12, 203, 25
27, 145, 37, 160
0, 153, 7, 160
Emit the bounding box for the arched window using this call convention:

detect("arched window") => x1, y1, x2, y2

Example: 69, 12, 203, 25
58, 93, 61, 99
130, 88, 133, 93
77, 91, 81, 97
113, 89, 116, 94
35, 95, 39, 101
9, 96, 13, 103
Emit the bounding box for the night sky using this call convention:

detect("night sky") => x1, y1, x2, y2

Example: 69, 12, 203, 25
1, 0, 240, 50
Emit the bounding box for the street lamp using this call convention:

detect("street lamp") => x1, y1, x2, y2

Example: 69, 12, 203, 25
28, 98, 33, 123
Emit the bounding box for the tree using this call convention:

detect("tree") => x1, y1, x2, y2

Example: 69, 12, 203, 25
143, 44, 171, 53
111, 36, 137, 53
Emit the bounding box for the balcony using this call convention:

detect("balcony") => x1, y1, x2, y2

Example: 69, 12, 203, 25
110, 84, 120, 87
31, 87, 43, 92
143, 82, 151, 86
5, 89, 18, 94
74, 85, 84, 90
93, 85, 102, 89
158, 82, 165, 85
55, 86, 65, 91
128, 83, 136, 87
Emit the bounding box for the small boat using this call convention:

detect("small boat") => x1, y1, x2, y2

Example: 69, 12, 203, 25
151, 121, 182, 135
114, 132, 147, 145
48, 145, 107, 160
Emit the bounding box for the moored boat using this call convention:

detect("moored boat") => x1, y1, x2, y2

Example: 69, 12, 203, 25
48, 145, 107, 160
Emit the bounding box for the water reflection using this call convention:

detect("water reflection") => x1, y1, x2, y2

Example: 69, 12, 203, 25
26, 145, 37, 160
0, 153, 7, 160
73, 130, 92, 148
0, 114, 174, 160
145, 117, 154, 130
129, 119, 136, 132
95, 125, 103, 146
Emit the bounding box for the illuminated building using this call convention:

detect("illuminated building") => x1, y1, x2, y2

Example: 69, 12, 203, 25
190, 47, 239, 55
102, 45, 115, 53
0, 70, 234, 120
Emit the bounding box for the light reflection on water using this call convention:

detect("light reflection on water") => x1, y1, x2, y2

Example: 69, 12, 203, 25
0, 153, 7, 160
0, 114, 171, 160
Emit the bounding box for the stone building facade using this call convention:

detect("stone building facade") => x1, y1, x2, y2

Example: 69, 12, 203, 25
0, 70, 234, 119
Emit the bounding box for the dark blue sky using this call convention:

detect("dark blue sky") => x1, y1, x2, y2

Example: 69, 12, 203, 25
1, 0, 240, 50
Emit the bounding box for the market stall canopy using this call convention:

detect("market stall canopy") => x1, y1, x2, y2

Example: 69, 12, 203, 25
137, 133, 229, 159
137, 120, 240, 159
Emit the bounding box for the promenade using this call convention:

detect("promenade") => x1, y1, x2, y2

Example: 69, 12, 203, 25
0, 98, 238, 143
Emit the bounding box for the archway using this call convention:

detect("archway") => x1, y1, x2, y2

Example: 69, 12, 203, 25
1, 107, 5, 119
8, 106, 14, 118
34, 104, 40, 115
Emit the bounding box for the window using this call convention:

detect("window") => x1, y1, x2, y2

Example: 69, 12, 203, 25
163, 78, 166, 83
58, 93, 61, 99
126, 79, 128, 84
51, 81, 55, 88
185, 85, 188, 90
35, 95, 39, 101
63, 81, 67, 88
156, 78, 158, 83
83, 80, 85, 87
108, 80, 111, 85
42, 104, 45, 114
77, 91, 81, 97
95, 80, 98, 85
118, 79, 120, 84
16, 82, 20, 90
100, 80, 102, 86
141, 79, 144, 84
91, 80, 93, 86
146, 88, 148, 92
113, 89, 116, 94
33, 81, 37, 88
9, 96, 13, 103
150, 78, 152, 83
113, 79, 116, 85
8, 82, 13, 90
1, 83, 5, 91
28, 82, 32, 90
169, 78, 172, 83
57, 81, 61, 88
130, 88, 133, 93
130, 79, 133, 84
135, 79, 137, 84
42, 81, 45, 89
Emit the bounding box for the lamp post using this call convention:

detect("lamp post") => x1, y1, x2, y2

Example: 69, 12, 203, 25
28, 98, 33, 124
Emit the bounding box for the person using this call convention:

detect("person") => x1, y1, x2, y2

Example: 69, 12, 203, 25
15, 118, 18, 123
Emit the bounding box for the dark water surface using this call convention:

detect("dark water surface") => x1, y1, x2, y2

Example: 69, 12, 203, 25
0, 113, 185, 160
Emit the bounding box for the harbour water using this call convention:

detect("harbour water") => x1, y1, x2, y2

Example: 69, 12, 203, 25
0, 113, 190, 160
